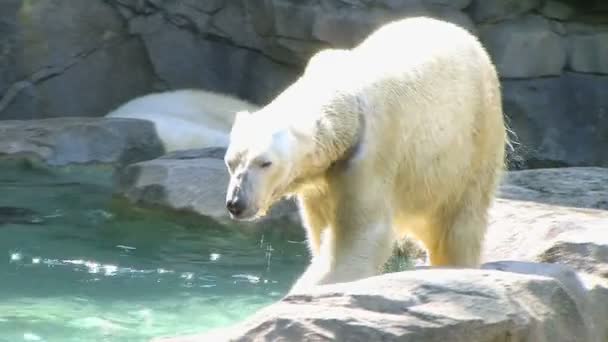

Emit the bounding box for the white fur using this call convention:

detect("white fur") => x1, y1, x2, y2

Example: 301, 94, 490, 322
106, 89, 259, 152
226, 17, 507, 293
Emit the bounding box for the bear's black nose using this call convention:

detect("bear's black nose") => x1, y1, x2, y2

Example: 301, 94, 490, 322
226, 198, 245, 216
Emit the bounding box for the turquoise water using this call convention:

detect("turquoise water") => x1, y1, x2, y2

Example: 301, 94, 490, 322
0, 161, 309, 342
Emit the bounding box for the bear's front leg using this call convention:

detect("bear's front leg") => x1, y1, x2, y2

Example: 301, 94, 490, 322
289, 175, 395, 293
297, 191, 332, 258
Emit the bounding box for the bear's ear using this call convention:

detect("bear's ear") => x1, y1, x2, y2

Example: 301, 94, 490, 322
231, 110, 251, 134
233, 110, 251, 125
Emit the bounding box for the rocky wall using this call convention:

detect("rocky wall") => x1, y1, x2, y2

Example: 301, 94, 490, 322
0, 0, 607, 168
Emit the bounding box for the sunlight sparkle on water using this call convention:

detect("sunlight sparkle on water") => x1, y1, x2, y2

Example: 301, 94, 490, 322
23, 333, 42, 341
0, 162, 309, 342
232, 274, 260, 284
10, 252, 22, 262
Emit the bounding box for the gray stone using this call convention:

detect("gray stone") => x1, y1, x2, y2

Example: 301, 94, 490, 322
499, 167, 608, 210
566, 22, 608, 35
313, 7, 475, 49
502, 73, 608, 168
375, 0, 426, 10
0, 118, 164, 166
486, 169, 608, 279
154, 263, 608, 342
313, 8, 397, 48
490, 167, 608, 279
0, 0, 157, 119
114, 149, 301, 225
128, 13, 299, 105
425, 0, 472, 10
426, 7, 477, 33
211, 1, 263, 48
482, 261, 608, 341
540, 0, 575, 20
568, 33, 608, 74
470, 0, 541, 23
160, 147, 228, 161
479, 15, 566, 78
272, 1, 319, 40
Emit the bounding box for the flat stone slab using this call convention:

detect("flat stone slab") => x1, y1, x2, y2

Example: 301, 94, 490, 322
0, 117, 164, 166
154, 261, 608, 342
486, 167, 608, 278
113, 147, 300, 226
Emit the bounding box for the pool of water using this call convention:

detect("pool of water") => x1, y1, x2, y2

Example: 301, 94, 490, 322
0, 161, 309, 342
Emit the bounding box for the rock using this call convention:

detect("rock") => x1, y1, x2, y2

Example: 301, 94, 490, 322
427, 7, 477, 33
0, 0, 157, 119
0, 118, 163, 166
313, 6, 475, 49
160, 147, 228, 161
271, 1, 318, 40
568, 32, 608, 74
154, 262, 608, 342
540, 0, 575, 20
469, 0, 541, 23
500, 167, 608, 209
114, 148, 301, 225
486, 198, 608, 277
486, 167, 608, 279
502, 73, 608, 168
481, 261, 608, 341
479, 15, 566, 78
128, 12, 299, 105
0, 207, 44, 226
313, 8, 396, 48
425, 0, 472, 10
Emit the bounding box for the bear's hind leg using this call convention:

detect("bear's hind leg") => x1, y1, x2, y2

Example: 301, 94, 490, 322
426, 202, 488, 268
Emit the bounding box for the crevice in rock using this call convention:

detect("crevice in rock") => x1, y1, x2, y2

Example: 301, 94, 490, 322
0, 36, 135, 115
108, 0, 305, 69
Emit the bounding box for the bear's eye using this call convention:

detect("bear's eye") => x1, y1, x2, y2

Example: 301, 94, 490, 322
260, 161, 272, 168
226, 160, 237, 173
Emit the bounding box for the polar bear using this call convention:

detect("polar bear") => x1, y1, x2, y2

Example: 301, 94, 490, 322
224, 17, 507, 292
106, 89, 259, 152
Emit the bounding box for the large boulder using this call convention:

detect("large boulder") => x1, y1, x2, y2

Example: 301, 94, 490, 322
485, 167, 608, 279
568, 32, 608, 74
114, 148, 300, 226
502, 73, 608, 168
154, 262, 608, 342
0, 117, 163, 166
479, 15, 566, 78
499, 167, 608, 210
469, 0, 542, 23
127, 11, 299, 106
0, 0, 157, 119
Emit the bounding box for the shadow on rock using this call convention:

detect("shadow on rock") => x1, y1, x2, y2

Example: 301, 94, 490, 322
498, 167, 608, 210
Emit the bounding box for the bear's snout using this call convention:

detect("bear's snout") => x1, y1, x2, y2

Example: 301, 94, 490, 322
226, 197, 246, 217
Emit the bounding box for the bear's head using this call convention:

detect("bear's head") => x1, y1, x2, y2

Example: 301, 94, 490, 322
224, 110, 304, 221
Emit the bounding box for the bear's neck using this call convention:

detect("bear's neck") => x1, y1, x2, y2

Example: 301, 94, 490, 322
287, 97, 364, 195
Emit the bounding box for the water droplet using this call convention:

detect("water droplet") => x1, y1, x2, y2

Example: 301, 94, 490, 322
232, 274, 260, 284
23, 332, 42, 341
103, 264, 118, 276
181, 272, 194, 280
84, 261, 100, 274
